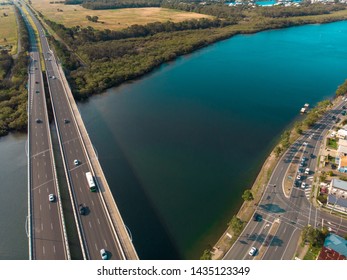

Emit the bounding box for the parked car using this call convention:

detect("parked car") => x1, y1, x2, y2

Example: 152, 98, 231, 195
305, 168, 310, 175
296, 174, 301, 180
301, 182, 306, 189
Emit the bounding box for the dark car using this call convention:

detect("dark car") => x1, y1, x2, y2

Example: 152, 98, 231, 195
64, 119, 70, 124
78, 204, 86, 215
253, 213, 262, 222
35, 118, 42, 123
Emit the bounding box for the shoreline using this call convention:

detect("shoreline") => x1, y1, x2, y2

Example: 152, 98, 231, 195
210, 97, 340, 260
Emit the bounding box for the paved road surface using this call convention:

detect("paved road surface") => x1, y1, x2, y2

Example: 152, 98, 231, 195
225, 101, 347, 260
24, 6, 69, 259
25, 5, 125, 260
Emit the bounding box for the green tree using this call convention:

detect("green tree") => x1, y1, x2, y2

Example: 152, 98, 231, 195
242, 189, 254, 201
200, 249, 212, 260
228, 215, 244, 236
301, 226, 327, 248
274, 146, 283, 158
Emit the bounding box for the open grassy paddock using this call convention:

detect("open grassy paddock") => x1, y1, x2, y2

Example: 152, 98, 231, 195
31, 0, 212, 30
0, 3, 17, 54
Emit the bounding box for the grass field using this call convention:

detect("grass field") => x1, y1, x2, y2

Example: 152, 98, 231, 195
31, 0, 212, 30
0, 4, 17, 54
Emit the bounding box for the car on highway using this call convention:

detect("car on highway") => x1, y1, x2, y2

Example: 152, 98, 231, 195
35, 118, 42, 123
78, 204, 86, 215
73, 159, 80, 166
35, 90, 39, 94
248, 247, 257, 256
52, 76, 56, 79
301, 182, 306, 189
100, 249, 108, 260
64, 119, 70, 124
305, 168, 310, 175
49, 194, 55, 202
35, 81, 39, 84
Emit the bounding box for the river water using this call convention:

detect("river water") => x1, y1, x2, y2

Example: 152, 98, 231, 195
2, 21, 347, 259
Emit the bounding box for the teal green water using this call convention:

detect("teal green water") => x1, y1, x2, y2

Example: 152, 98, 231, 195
77, 21, 347, 259
2, 21, 347, 260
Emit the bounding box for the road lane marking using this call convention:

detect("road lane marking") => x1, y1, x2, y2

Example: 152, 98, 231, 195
51, 223, 53, 230
97, 218, 100, 225
89, 221, 92, 228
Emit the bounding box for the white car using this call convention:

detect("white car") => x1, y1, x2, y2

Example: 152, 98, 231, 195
296, 174, 301, 180
249, 247, 257, 256
100, 249, 108, 260
301, 182, 306, 189
303, 142, 308, 146
49, 194, 55, 202
73, 159, 79, 166
305, 168, 310, 175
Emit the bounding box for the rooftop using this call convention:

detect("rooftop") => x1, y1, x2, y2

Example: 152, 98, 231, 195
323, 234, 347, 257
328, 194, 347, 208
337, 129, 347, 137
340, 156, 347, 167
331, 179, 347, 191
339, 139, 347, 147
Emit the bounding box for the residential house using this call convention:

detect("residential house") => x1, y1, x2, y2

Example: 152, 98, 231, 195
327, 179, 347, 213
337, 129, 347, 140
338, 156, 347, 172
318, 234, 347, 260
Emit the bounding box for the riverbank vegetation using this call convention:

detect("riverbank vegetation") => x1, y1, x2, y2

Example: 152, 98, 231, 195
32, 1, 347, 99
0, 6, 29, 137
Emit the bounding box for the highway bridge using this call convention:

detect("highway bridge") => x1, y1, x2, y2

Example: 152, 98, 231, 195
25, 4, 69, 260
21, 3, 138, 260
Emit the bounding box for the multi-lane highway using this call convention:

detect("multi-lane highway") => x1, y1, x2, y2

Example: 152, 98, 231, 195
22, 4, 131, 260
25, 7, 69, 259
225, 100, 347, 260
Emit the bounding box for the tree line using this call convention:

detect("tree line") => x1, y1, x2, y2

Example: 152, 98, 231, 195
43, 16, 235, 48
256, 3, 346, 18
0, 6, 29, 137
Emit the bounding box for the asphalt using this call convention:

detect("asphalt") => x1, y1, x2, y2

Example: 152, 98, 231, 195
24, 5, 125, 260
224, 100, 347, 260
24, 6, 68, 259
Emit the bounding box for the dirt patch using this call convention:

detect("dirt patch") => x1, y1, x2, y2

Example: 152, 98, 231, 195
31, 0, 212, 30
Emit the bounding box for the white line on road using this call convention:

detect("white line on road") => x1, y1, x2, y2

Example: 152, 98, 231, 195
51, 223, 53, 230
89, 221, 92, 228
